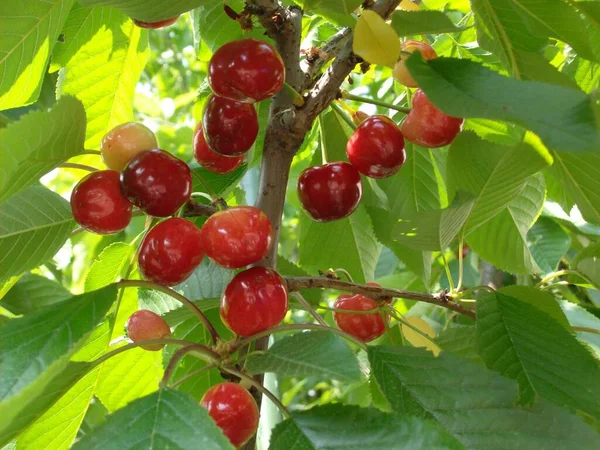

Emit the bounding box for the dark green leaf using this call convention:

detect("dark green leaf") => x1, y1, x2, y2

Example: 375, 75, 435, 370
391, 10, 465, 36
2, 273, 71, 315
527, 217, 571, 273
435, 325, 483, 365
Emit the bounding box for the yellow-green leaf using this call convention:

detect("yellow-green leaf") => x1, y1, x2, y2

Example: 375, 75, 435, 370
401, 316, 441, 356
353, 10, 400, 68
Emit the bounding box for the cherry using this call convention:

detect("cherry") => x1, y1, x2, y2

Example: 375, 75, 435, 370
138, 218, 204, 286
133, 16, 179, 29
458, 244, 470, 260
121, 149, 192, 217
401, 90, 464, 148
101, 122, 158, 171
193, 124, 244, 174
208, 38, 285, 103
70, 170, 132, 234
346, 115, 406, 178
221, 267, 288, 337
126, 310, 171, 351
393, 40, 437, 88
297, 162, 363, 222
200, 382, 259, 448
201, 206, 273, 269
202, 95, 259, 156
333, 293, 386, 343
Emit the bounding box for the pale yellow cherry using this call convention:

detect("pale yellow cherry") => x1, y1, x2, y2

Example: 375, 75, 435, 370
100, 122, 158, 171
393, 40, 438, 88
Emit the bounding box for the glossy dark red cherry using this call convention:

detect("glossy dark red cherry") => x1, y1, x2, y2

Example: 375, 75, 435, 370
133, 15, 179, 29
208, 38, 285, 103
202, 95, 259, 156
346, 115, 406, 178
201, 206, 273, 269
70, 170, 132, 234
193, 124, 244, 174
138, 218, 204, 286
393, 40, 437, 88
201, 382, 259, 448
401, 90, 464, 148
297, 162, 363, 222
221, 267, 288, 337
126, 310, 171, 351
121, 149, 192, 217
333, 293, 386, 343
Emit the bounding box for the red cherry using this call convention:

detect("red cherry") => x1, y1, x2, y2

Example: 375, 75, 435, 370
458, 244, 470, 260
202, 95, 259, 156
126, 310, 171, 351
333, 293, 386, 343
121, 149, 192, 217
201, 383, 259, 448
393, 40, 437, 88
221, 267, 288, 337
70, 170, 132, 234
201, 206, 273, 269
208, 38, 285, 103
193, 124, 244, 174
138, 218, 204, 286
297, 162, 363, 222
133, 15, 179, 29
346, 115, 406, 178
401, 90, 464, 148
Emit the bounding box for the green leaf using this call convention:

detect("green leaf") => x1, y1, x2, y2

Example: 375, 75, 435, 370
85, 242, 134, 291
527, 217, 571, 273
559, 299, 600, 356
391, 10, 465, 36
575, 242, 600, 289
57, 9, 149, 149
191, 162, 248, 200
435, 325, 483, 365
276, 256, 322, 304
477, 291, 600, 416
79, 0, 200, 23
246, 331, 361, 382
467, 174, 546, 274
72, 389, 234, 450
368, 346, 599, 448
298, 0, 361, 27
0, 0, 74, 110
499, 286, 571, 329
1, 273, 71, 315
0, 185, 75, 284
405, 55, 600, 152
563, 57, 600, 94
0, 96, 86, 202
269, 405, 462, 450
0, 285, 117, 445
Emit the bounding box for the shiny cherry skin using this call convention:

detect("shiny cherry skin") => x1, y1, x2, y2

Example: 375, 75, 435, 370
401, 90, 464, 148
201, 206, 273, 269
201, 383, 259, 448
297, 162, 363, 222
193, 124, 244, 174
138, 218, 204, 286
70, 170, 132, 234
208, 38, 285, 103
393, 40, 437, 88
101, 122, 158, 171
346, 115, 406, 178
333, 293, 386, 343
202, 95, 259, 156
126, 310, 171, 351
133, 15, 179, 29
121, 149, 192, 217
221, 267, 288, 337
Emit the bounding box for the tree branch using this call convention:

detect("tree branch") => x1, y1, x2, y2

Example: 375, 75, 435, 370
182, 200, 217, 217
301, 28, 352, 90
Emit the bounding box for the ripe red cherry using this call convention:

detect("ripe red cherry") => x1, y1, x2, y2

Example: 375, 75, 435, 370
202, 95, 259, 156
297, 162, 363, 222
401, 90, 464, 148
193, 124, 244, 174
201, 383, 259, 448
208, 38, 285, 103
101, 122, 158, 171
201, 206, 273, 269
126, 310, 171, 351
138, 218, 204, 286
121, 149, 192, 217
393, 40, 437, 88
333, 293, 386, 343
221, 267, 288, 337
70, 170, 132, 234
133, 15, 179, 29
346, 115, 406, 178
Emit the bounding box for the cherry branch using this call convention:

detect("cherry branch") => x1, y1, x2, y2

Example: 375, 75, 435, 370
182, 200, 218, 217
301, 28, 352, 89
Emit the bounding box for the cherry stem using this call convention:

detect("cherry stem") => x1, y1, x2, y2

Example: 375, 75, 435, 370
315, 304, 383, 315
456, 237, 464, 292
441, 253, 455, 293
190, 192, 215, 203
230, 323, 368, 353
331, 268, 354, 282
183, 199, 218, 217
282, 81, 305, 107
340, 90, 411, 114
534, 269, 595, 289
572, 326, 600, 336
169, 364, 217, 388
116, 280, 221, 345
90, 338, 193, 368
191, 170, 219, 201
60, 163, 98, 172
291, 292, 327, 326
329, 101, 357, 130
382, 310, 396, 344
82, 149, 102, 156
384, 307, 439, 347
219, 365, 291, 419
161, 343, 220, 386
